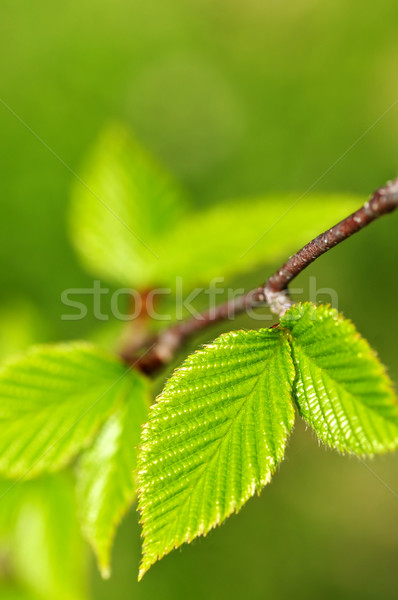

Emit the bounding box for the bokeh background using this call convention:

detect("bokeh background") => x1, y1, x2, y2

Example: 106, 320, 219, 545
1, 1, 398, 598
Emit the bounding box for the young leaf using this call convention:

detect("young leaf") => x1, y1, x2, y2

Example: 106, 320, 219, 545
76, 380, 150, 579
151, 194, 362, 286
69, 125, 361, 289
282, 303, 398, 455
137, 329, 295, 578
69, 122, 188, 288
0, 342, 145, 479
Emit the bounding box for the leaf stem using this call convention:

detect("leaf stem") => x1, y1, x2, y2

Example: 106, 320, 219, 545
123, 177, 398, 374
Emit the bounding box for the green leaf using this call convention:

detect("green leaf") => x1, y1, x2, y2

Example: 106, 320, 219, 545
69, 125, 361, 289
0, 342, 145, 479
152, 194, 362, 286
11, 474, 87, 600
76, 379, 150, 579
69, 122, 188, 288
282, 303, 398, 455
137, 329, 295, 578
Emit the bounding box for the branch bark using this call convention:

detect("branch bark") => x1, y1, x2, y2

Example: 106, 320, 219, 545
123, 177, 398, 375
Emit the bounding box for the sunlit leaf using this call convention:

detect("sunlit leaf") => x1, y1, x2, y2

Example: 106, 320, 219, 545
69, 122, 188, 287
282, 303, 398, 455
0, 342, 144, 478
137, 329, 295, 578
153, 194, 362, 286
76, 379, 150, 578
69, 123, 361, 289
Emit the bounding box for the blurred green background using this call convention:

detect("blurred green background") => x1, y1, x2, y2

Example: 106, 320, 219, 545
1, 0, 398, 598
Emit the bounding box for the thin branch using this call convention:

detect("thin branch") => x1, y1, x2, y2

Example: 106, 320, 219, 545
264, 177, 398, 309
123, 177, 398, 375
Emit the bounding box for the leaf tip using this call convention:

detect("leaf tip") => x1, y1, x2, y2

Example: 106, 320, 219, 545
99, 563, 112, 580
96, 548, 113, 580
138, 559, 152, 582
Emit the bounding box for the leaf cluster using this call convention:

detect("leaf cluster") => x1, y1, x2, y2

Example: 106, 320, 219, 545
0, 125, 397, 587
137, 303, 398, 576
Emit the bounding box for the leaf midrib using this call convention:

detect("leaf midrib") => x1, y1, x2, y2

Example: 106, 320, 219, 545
147, 335, 290, 549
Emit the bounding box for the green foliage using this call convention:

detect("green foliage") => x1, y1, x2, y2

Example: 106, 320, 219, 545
69, 123, 361, 289
153, 195, 361, 285
76, 387, 149, 579
2, 120, 398, 586
137, 303, 398, 576
0, 342, 145, 479
69, 123, 188, 288
0, 341, 150, 581
282, 303, 398, 455
0, 474, 87, 600
137, 329, 295, 579
2, 3, 398, 597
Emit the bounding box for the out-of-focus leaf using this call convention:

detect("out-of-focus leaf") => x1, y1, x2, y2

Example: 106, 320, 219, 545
0, 342, 146, 478
69, 123, 361, 289
11, 474, 87, 600
137, 329, 295, 578
282, 303, 398, 455
69, 122, 188, 287
76, 380, 150, 579
154, 194, 362, 285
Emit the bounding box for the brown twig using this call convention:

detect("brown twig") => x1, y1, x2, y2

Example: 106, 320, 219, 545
123, 177, 398, 375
